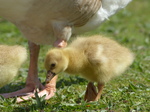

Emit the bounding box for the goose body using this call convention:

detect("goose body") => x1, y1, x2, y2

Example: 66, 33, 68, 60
45, 35, 134, 101
0, 0, 131, 45
0, 45, 27, 88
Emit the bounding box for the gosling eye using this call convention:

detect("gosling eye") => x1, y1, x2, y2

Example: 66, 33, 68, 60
51, 63, 56, 68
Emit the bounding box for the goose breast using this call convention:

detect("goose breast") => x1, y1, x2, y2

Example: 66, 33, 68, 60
0, 0, 131, 45
0, 0, 101, 45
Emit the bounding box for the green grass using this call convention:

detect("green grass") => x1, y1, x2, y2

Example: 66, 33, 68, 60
0, 0, 150, 111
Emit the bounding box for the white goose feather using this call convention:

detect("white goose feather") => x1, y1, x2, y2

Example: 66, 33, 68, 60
0, 0, 132, 45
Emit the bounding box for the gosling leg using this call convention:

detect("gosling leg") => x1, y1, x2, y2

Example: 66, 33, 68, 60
84, 82, 104, 102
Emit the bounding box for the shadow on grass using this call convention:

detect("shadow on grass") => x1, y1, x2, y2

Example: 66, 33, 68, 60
0, 76, 87, 93
56, 76, 88, 89
0, 82, 25, 93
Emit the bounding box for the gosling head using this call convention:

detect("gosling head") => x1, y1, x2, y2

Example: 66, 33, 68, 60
44, 49, 68, 82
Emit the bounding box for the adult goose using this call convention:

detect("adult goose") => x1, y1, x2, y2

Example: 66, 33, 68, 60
0, 0, 132, 102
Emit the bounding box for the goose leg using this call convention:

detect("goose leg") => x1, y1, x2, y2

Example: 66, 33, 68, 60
95, 83, 104, 101
16, 39, 67, 102
1, 41, 57, 102
0, 41, 42, 98
53, 39, 67, 48
16, 75, 58, 102
16, 41, 58, 102
84, 82, 97, 102
84, 82, 104, 102
53, 25, 71, 48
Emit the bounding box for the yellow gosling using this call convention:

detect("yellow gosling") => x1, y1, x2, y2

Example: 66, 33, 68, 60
44, 35, 134, 102
0, 45, 27, 88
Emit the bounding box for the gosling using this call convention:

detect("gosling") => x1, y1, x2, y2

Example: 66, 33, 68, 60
0, 45, 27, 88
44, 35, 134, 102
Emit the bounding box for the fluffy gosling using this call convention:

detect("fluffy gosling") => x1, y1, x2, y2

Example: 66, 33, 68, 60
0, 45, 27, 88
44, 35, 134, 102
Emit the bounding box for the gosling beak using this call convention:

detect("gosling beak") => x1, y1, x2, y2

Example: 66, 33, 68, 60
46, 70, 56, 84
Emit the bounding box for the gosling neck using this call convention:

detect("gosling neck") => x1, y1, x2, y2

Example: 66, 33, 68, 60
63, 48, 86, 74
